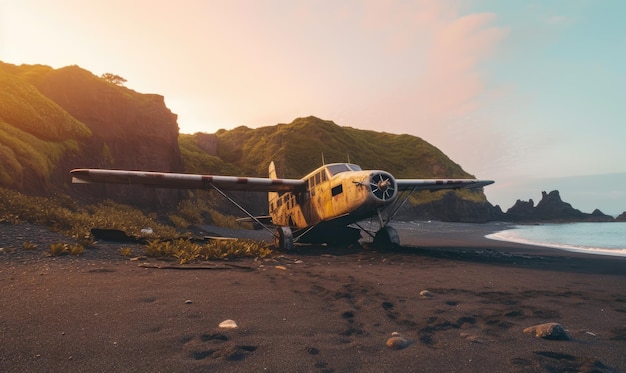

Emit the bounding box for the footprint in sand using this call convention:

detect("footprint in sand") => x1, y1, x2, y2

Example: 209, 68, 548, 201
180, 332, 257, 361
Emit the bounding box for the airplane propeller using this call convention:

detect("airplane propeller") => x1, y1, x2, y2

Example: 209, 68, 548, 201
370, 173, 396, 201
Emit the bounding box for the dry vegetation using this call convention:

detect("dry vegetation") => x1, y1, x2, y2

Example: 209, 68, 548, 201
0, 187, 273, 262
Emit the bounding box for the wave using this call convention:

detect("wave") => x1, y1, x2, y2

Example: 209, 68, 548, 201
486, 223, 626, 257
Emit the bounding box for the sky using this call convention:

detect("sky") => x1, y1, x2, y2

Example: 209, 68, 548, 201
2, 0, 625, 214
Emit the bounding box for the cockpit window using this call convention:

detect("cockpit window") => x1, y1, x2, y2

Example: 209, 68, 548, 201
326, 163, 361, 176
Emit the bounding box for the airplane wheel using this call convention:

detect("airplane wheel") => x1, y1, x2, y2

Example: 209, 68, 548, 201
275, 226, 294, 251
373, 226, 400, 248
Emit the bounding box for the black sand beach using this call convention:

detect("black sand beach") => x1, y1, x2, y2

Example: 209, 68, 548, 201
1, 222, 625, 372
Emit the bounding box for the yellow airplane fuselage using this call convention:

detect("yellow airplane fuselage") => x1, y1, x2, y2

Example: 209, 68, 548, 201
268, 164, 396, 229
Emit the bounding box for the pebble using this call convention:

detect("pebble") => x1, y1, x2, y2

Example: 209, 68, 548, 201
184, 300, 193, 304
460, 332, 485, 344
523, 322, 571, 340
419, 290, 433, 298
219, 319, 238, 329
386, 334, 410, 350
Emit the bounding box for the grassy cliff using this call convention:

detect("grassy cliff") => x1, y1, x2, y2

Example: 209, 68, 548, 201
0, 62, 92, 190
182, 116, 472, 179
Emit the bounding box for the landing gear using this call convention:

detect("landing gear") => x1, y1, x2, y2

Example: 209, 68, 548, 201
373, 226, 400, 248
274, 226, 294, 251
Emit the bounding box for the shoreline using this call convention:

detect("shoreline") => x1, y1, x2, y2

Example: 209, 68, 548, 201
483, 221, 626, 258
1, 221, 625, 372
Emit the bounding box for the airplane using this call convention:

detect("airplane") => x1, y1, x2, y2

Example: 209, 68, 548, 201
70, 162, 493, 250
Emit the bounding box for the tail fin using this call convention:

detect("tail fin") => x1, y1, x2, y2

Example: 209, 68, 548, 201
268, 161, 277, 179
268, 161, 278, 207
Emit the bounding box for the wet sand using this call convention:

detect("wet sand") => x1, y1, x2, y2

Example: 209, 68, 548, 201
1, 222, 625, 372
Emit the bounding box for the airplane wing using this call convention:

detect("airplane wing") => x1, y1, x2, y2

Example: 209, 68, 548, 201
395, 179, 494, 191
70, 169, 305, 192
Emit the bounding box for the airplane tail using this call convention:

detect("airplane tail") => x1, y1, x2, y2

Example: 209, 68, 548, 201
268, 161, 277, 179
268, 161, 278, 206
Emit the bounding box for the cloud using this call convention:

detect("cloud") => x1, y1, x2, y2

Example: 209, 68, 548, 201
326, 2, 509, 177
418, 12, 508, 119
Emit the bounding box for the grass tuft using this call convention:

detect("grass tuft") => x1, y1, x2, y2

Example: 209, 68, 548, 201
144, 239, 272, 264
119, 247, 133, 257
22, 241, 37, 250
49, 242, 67, 256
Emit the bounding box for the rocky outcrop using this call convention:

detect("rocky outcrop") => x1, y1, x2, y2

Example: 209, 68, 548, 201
506, 199, 536, 221
589, 209, 615, 222
617, 212, 626, 222
506, 190, 614, 222
534, 190, 586, 220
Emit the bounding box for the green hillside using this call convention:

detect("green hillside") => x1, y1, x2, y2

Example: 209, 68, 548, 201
209, 116, 472, 179
179, 117, 487, 206
178, 134, 241, 175
0, 62, 92, 189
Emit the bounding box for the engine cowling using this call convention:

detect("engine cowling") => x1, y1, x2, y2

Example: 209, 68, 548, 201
369, 172, 397, 202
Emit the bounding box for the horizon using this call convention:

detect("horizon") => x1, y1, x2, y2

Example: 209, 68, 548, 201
2, 0, 625, 215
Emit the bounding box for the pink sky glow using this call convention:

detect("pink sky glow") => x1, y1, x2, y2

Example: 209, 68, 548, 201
2, 0, 625, 213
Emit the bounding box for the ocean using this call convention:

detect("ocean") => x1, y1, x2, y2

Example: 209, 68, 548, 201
486, 222, 626, 257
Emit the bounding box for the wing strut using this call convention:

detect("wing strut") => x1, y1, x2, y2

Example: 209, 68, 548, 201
208, 183, 277, 238
353, 221, 375, 240
378, 186, 420, 227
292, 224, 319, 243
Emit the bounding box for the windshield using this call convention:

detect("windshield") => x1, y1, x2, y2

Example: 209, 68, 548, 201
326, 163, 362, 176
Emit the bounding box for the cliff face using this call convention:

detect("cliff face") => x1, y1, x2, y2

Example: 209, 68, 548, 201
0, 63, 184, 208
35, 66, 183, 171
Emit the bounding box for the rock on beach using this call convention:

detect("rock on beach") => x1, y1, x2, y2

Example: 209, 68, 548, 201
523, 322, 571, 340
